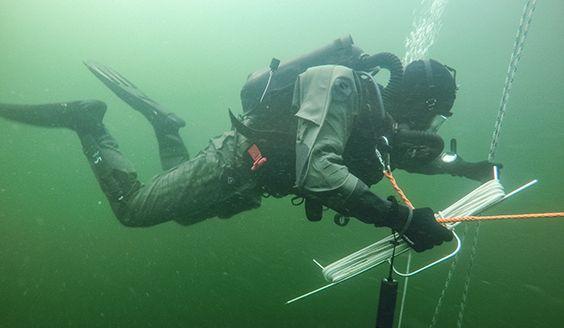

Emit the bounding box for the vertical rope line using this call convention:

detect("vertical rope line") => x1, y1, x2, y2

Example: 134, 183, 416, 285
457, 3, 537, 326
397, 252, 412, 328
455, 223, 481, 327
488, 0, 537, 161
428, 223, 467, 328
456, 2, 537, 327
429, 2, 537, 327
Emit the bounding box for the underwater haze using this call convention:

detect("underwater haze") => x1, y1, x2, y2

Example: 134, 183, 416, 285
1, 0, 563, 327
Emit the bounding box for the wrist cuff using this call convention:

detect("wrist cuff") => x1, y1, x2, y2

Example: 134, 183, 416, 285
398, 207, 413, 236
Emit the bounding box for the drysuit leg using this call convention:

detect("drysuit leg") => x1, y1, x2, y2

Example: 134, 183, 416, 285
0, 100, 146, 224
76, 126, 148, 225
0, 100, 260, 227
80, 128, 262, 227
109, 131, 262, 227
152, 120, 190, 171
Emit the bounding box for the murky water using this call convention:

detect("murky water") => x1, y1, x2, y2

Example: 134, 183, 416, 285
1, 0, 563, 327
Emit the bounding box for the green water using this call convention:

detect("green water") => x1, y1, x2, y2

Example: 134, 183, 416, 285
1, 0, 563, 327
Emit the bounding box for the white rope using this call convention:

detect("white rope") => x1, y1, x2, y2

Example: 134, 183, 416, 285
320, 179, 505, 283
285, 179, 537, 305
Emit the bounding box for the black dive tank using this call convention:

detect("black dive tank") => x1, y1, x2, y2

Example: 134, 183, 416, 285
240, 35, 365, 115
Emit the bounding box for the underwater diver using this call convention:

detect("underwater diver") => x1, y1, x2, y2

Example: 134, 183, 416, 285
0, 37, 497, 253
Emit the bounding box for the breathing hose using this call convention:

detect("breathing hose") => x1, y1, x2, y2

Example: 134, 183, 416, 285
392, 129, 445, 166
359, 52, 404, 112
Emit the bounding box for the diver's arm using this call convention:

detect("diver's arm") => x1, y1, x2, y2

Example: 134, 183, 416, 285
314, 178, 409, 229
401, 154, 499, 182
297, 125, 418, 230
397, 136, 500, 182
293, 65, 451, 251
293, 65, 409, 228
305, 173, 453, 253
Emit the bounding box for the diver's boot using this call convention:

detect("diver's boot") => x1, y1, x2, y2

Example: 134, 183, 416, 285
142, 107, 186, 133
0, 100, 107, 132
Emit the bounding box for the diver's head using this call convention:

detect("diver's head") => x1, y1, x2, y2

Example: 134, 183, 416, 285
393, 59, 457, 131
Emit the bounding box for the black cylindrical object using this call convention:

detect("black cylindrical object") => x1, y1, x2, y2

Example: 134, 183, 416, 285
304, 198, 323, 221
240, 35, 365, 114
376, 277, 399, 328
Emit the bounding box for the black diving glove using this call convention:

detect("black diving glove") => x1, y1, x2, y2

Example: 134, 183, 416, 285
400, 207, 454, 252
316, 182, 452, 252
456, 160, 503, 182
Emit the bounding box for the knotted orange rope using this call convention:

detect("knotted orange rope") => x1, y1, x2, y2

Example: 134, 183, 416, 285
382, 169, 564, 223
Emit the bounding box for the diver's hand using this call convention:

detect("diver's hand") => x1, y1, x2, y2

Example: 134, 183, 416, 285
460, 160, 503, 182
401, 207, 453, 253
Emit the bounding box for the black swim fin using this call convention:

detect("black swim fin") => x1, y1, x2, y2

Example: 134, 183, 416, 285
84, 61, 185, 131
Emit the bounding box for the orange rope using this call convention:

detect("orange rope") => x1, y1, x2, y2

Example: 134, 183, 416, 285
383, 170, 414, 209
382, 169, 564, 225
436, 212, 564, 223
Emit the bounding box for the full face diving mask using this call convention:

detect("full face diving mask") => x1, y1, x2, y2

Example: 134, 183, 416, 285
401, 60, 458, 132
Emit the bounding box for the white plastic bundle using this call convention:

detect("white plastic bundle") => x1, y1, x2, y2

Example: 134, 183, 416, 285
321, 179, 505, 283
287, 179, 519, 304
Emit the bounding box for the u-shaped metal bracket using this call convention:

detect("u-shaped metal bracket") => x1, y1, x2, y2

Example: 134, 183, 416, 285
390, 230, 462, 277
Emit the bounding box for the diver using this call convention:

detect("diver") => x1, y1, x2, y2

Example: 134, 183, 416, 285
0, 37, 497, 253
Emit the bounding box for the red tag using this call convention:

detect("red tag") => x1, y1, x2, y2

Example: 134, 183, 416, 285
247, 144, 268, 171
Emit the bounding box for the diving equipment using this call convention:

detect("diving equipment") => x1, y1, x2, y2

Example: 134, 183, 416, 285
439, 138, 458, 163
84, 61, 185, 132
391, 128, 445, 168
357, 52, 404, 113
376, 277, 399, 328
393, 59, 457, 130
305, 198, 323, 222
440, 152, 458, 163
240, 36, 365, 115
84, 61, 190, 170
427, 114, 448, 133
240, 36, 404, 118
